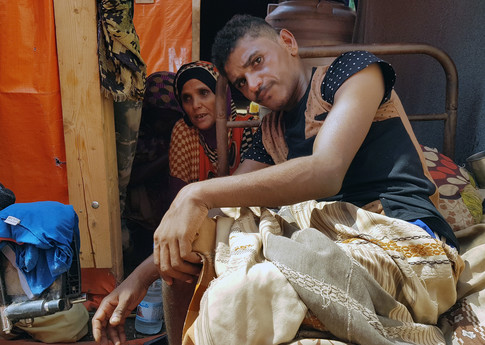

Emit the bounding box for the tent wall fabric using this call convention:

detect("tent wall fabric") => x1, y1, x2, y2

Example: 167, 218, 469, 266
0, 1, 68, 204
0, 0, 194, 204
134, 0, 193, 75
1, 0, 194, 281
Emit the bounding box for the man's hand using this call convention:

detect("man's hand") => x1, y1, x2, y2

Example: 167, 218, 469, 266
153, 184, 206, 285
92, 266, 154, 345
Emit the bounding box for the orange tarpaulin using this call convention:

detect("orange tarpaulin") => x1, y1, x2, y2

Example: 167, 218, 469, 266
0, 0, 68, 204
134, 0, 193, 75
0, 0, 193, 203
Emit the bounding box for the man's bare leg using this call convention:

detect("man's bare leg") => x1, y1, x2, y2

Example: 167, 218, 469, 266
162, 279, 196, 345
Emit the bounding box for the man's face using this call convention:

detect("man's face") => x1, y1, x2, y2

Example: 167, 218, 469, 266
224, 32, 301, 112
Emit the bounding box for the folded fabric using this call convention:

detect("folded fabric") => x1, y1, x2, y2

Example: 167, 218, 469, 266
1, 244, 34, 299
194, 208, 307, 345
0, 201, 80, 296
186, 201, 464, 345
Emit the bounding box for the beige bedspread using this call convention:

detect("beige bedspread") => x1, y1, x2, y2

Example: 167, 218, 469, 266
181, 200, 479, 345
438, 223, 485, 344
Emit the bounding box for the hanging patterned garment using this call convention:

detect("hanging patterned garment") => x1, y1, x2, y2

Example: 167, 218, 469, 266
97, 0, 146, 102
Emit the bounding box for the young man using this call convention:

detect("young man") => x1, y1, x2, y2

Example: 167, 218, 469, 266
93, 15, 461, 345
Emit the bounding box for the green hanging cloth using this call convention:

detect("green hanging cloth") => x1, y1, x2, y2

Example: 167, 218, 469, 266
97, 0, 146, 101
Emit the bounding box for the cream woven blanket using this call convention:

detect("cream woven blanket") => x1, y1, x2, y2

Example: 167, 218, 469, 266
184, 200, 464, 345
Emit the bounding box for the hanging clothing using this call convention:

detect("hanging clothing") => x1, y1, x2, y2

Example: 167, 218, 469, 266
97, 0, 146, 102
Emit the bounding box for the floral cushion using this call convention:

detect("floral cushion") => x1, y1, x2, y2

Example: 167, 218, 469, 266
421, 145, 483, 231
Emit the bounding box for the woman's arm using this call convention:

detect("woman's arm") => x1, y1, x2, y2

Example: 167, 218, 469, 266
92, 255, 160, 345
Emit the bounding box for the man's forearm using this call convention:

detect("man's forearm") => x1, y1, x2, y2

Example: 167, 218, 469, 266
187, 154, 341, 210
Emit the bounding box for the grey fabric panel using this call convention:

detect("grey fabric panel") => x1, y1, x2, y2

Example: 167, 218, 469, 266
265, 228, 408, 345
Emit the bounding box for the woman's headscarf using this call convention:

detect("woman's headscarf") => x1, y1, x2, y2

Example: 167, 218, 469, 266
174, 61, 236, 127
144, 71, 183, 114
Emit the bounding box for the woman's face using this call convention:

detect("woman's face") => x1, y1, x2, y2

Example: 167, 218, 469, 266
180, 79, 216, 131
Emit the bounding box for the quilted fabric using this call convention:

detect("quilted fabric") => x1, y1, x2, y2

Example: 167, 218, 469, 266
421, 145, 483, 231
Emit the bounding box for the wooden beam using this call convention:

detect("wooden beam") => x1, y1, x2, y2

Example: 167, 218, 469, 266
192, 0, 200, 61
53, 0, 123, 281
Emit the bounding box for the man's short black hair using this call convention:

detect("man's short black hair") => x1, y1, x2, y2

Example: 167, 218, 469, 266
211, 14, 279, 78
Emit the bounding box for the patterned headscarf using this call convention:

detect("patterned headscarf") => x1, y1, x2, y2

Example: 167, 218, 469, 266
174, 61, 236, 127
143, 71, 183, 114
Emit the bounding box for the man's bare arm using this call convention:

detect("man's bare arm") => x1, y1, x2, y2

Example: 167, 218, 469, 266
153, 64, 386, 283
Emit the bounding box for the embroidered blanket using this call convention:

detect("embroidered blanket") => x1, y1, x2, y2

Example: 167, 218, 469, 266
183, 201, 464, 345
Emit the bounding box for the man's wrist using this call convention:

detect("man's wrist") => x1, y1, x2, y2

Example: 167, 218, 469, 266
180, 180, 214, 211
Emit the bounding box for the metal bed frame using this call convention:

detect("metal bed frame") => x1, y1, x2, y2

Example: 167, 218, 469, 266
214, 43, 458, 176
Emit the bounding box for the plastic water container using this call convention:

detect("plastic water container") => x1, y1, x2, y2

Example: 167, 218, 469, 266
135, 279, 163, 334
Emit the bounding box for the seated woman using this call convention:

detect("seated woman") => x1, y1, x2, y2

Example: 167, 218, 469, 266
123, 62, 255, 274
168, 61, 255, 200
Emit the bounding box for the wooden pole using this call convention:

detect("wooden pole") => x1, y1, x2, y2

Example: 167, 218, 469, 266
215, 76, 229, 177
53, 0, 123, 281
192, 0, 200, 61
